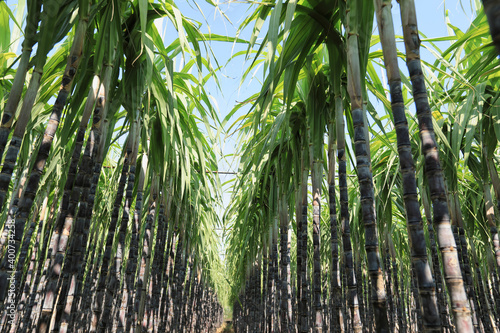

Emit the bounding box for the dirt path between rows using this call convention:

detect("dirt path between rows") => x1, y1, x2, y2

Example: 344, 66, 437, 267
215, 321, 234, 333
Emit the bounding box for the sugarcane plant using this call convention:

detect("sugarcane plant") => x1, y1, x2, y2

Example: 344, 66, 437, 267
227, 1, 500, 333
1, 0, 500, 332
0, 1, 229, 332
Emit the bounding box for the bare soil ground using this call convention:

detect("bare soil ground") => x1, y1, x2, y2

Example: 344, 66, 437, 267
215, 321, 234, 333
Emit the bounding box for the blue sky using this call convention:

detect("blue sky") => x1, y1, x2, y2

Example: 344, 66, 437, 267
168, 0, 478, 168
6, 0, 477, 171
4, 0, 478, 170
3, 0, 481, 256
166, 0, 479, 256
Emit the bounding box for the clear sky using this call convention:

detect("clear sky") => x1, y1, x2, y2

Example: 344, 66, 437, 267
3, 0, 480, 258
8, 0, 469, 187
171, 0, 477, 117
4, 0, 479, 173
168, 0, 477, 167
166, 0, 479, 258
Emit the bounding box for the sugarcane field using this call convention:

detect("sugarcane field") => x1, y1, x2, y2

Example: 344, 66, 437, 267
0, 0, 500, 332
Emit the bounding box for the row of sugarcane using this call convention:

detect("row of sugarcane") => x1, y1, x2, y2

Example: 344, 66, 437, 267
0, 0, 227, 332
225, 0, 500, 332
231, 214, 500, 333
0, 176, 224, 333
